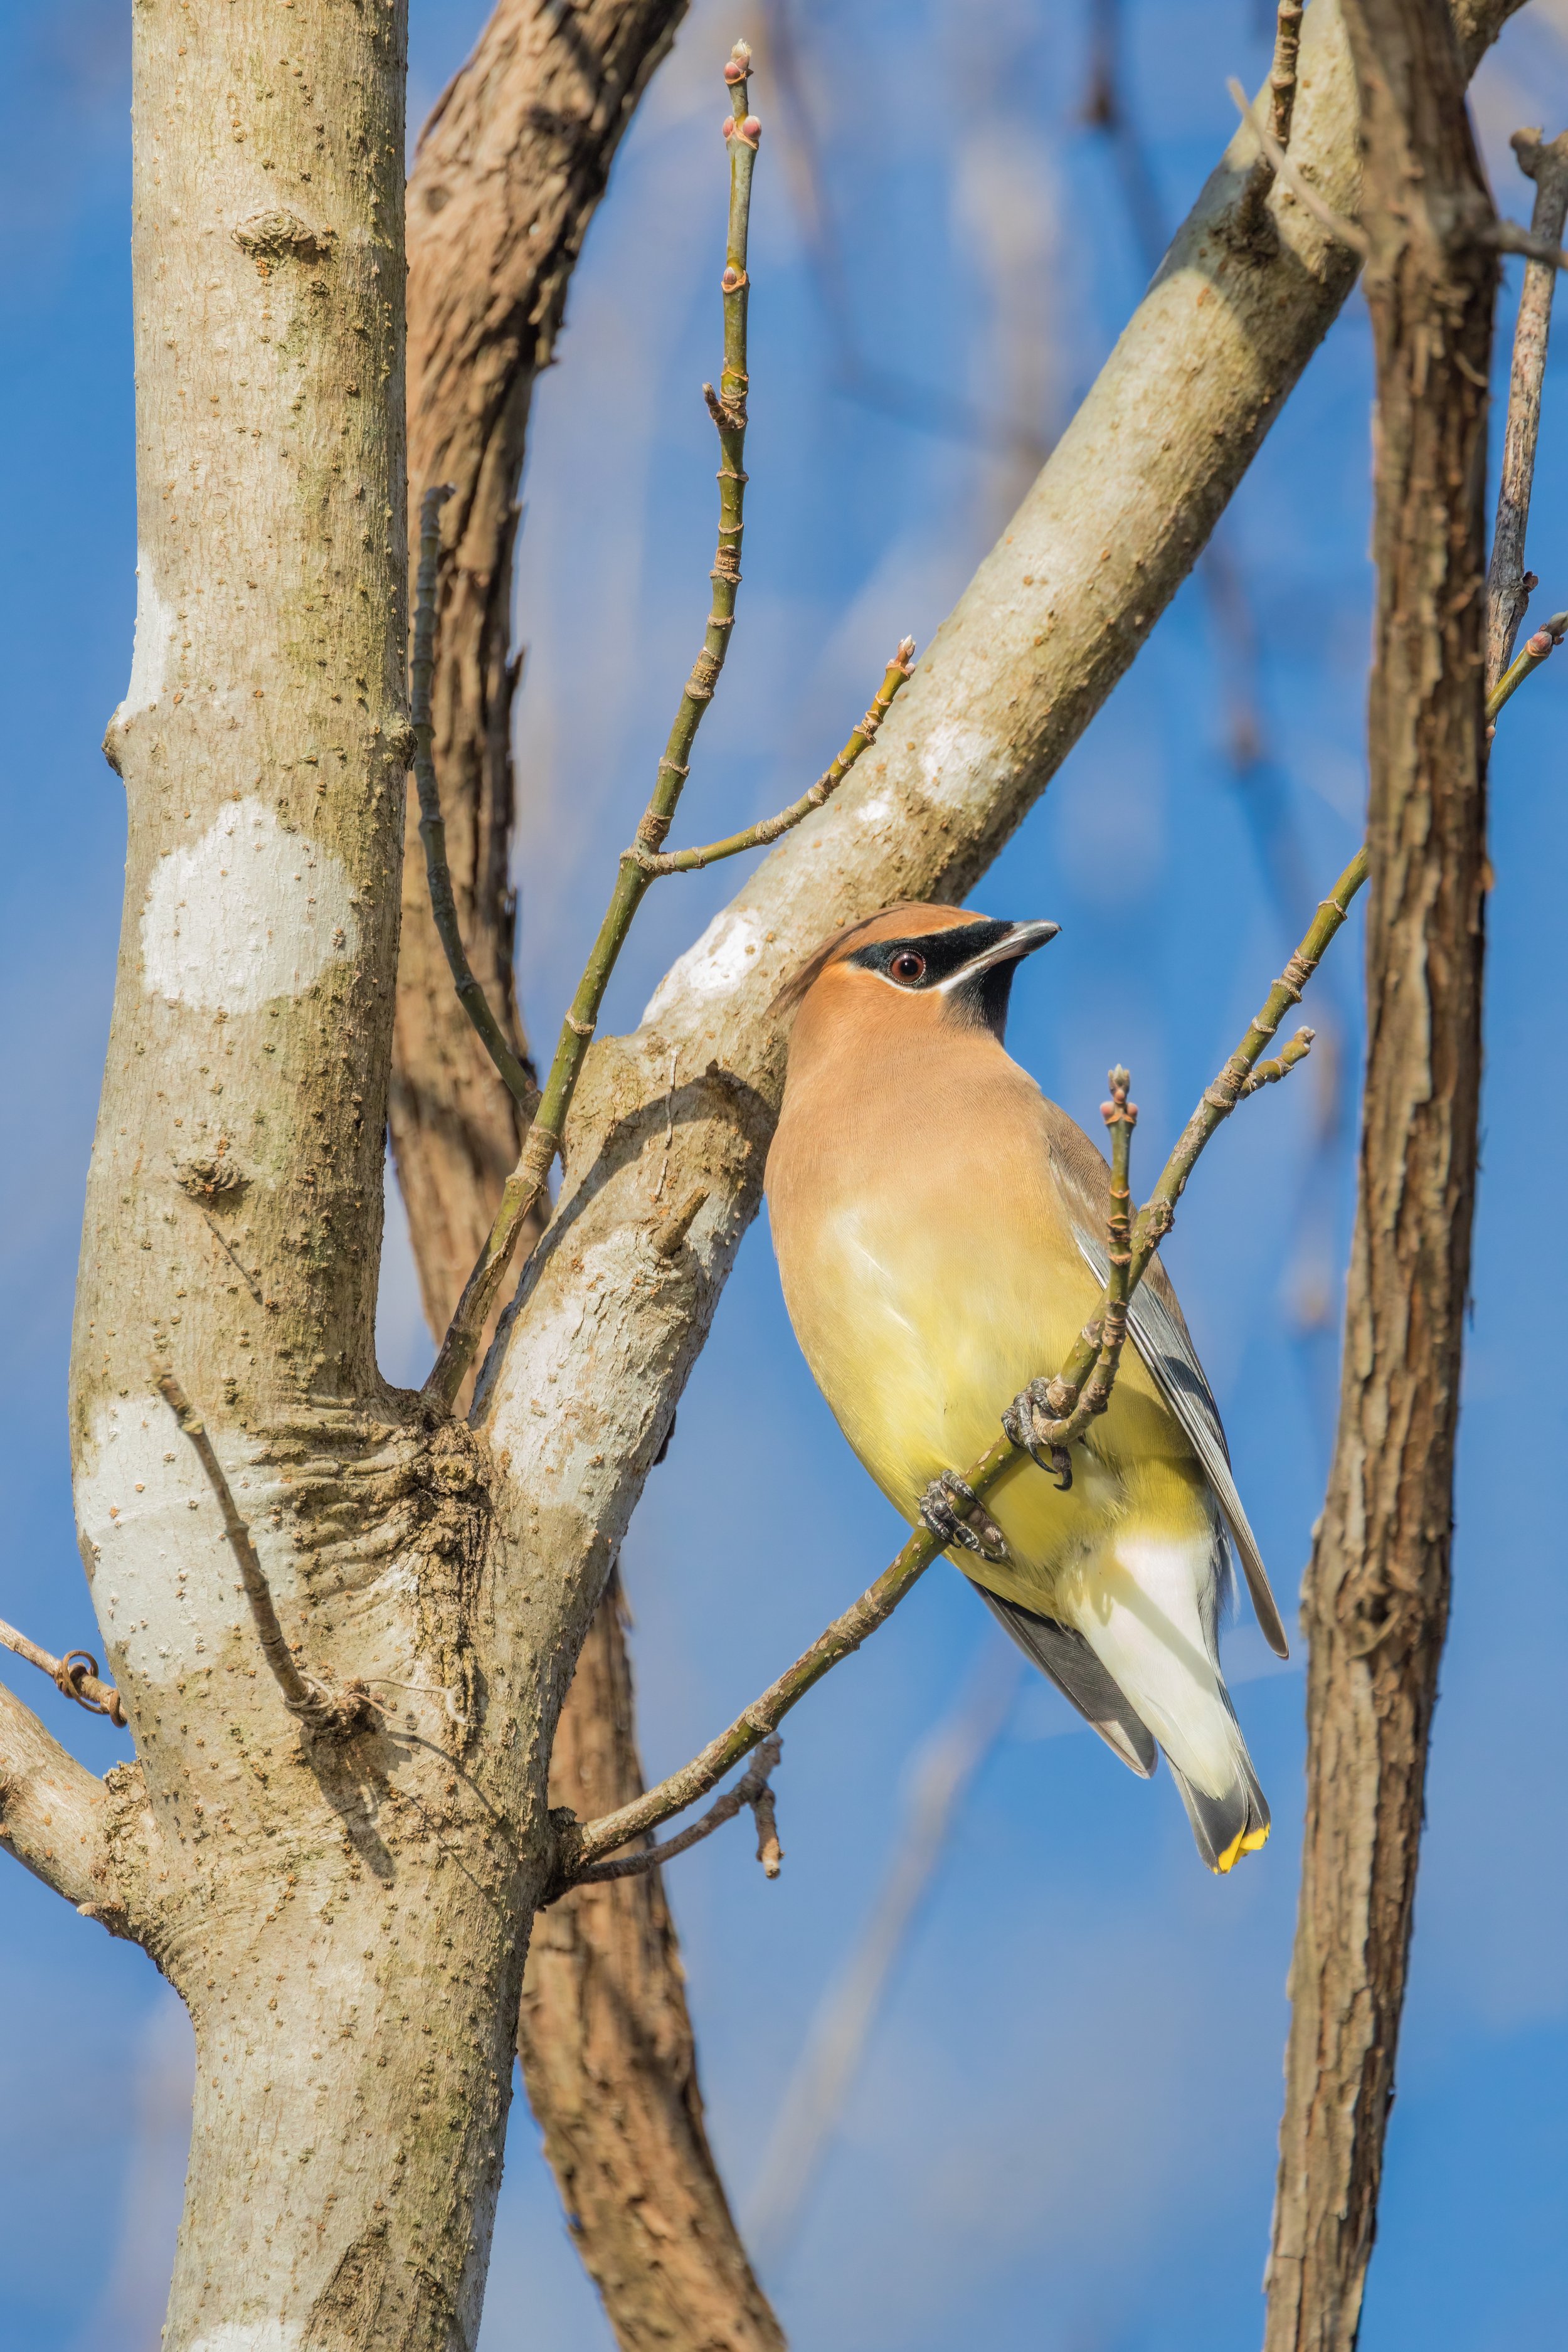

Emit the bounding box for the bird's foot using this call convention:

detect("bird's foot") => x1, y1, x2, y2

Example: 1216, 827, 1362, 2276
919, 1471, 1009, 1562
1002, 1380, 1074, 1490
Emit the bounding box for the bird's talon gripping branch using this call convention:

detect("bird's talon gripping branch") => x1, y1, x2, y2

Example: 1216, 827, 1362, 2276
920, 1472, 1009, 1562
1002, 1380, 1075, 1488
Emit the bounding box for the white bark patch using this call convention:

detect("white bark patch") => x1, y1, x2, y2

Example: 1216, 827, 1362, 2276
77, 1397, 286, 1686
918, 712, 1011, 812
640, 907, 762, 1027
140, 798, 359, 1012
189, 2328, 302, 2352
113, 550, 174, 724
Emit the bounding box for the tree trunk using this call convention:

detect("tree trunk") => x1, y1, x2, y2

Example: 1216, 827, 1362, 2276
398, 8, 781, 2342
1263, 4, 1495, 2347
521, 1572, 787, 2350
82, 7, 554, 2342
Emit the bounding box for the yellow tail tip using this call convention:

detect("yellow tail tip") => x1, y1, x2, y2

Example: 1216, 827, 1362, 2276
1213, 1819, 1271, 1874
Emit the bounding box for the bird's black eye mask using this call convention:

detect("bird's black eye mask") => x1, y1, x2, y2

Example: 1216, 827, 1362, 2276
848, 920, 1030, 1040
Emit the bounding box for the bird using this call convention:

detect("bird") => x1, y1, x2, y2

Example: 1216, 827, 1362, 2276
764, 901, 1288, 1873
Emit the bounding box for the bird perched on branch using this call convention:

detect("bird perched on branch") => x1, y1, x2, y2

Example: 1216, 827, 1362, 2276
765, 903, 1287, 1873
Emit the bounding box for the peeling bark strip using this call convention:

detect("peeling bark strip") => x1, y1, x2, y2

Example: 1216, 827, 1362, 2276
393, 0, 690, 1344
1264, 4, 1496, 2348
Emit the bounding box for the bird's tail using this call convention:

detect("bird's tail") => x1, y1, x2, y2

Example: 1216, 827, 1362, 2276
1163, 1740, 1270, 1875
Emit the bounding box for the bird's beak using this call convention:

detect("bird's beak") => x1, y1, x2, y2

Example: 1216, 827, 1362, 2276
958, 918, 1060, 978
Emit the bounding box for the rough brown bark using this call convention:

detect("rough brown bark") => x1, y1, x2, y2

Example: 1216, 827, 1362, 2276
522, 1573, 787, 2352
393, 0, 689, 1338
396, 9, 781, 2346
1263, 4, 1495, 2347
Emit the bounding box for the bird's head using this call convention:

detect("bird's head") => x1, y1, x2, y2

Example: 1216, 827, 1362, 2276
772, 900, 1059, 1056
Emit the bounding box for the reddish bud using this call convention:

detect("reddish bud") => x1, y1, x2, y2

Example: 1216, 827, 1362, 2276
741, 115, 762, 142
722, 116, 734, 137
1526, 628, 1554, 657
723, 58, 747, 82
721, 265, 743, 292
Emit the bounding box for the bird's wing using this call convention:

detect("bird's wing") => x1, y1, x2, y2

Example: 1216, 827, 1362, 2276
1039, 1101, 1290, 1660
973, 1584, 1157, 1776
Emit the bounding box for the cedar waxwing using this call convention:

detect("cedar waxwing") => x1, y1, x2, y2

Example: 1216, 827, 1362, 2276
765, 903, 1288, 1873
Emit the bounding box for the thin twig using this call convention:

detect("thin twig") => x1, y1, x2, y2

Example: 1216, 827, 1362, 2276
156, 1371, 371, 1737
1487, 610, 1568, 723
423, 41, 763, 1412
630, 639, 916, 876
0, 1616, 127, 1727
1269, 0, 1305, 153
411, 482, 540, 1112
1487, 131, 1568, 688
1240, 1024, 1315, 1094
1227, 77, 1370, 257
561, 1735, 784, 1892
561, 848, 1369, 1874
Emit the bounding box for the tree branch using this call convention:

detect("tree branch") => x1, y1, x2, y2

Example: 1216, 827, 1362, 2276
411, 482, 539, 1113
1487, 128, 1568, 687
630, 640, 916, 876
564, 1735, 784, 1891
394, 0, 689, 1348
1265, 0, 1496, 2340
0, 1680, 117, 1914
1228, 76, 1371, 254
557, 850, 1365, 1880
0, 1614, 127, 1726
423, 42, 770, 1412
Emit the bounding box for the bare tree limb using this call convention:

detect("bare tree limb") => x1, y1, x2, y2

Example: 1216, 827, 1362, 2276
631, 640, 916, 876
1487, 128, 1568, 686
1264, 0, 1496, 2343
395, 0, 690, 1347
568, 1736, 784, 1889
0, 1683, 126, 1922
423, 40, 764, 1412
0, 1614, 127, 1726
410, 482, 539, 1114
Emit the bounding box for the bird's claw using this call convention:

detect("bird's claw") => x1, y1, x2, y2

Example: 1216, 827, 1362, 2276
919, 1471, 1009, 1562
1003, 1379, 1074, 1490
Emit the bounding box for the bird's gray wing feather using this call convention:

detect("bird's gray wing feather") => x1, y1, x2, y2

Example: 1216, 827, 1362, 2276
972, 1582, 1157, 1776
1069, 1224, 1290, 1660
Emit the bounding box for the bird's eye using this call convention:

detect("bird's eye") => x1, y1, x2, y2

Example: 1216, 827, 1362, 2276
890, 951, 926, 985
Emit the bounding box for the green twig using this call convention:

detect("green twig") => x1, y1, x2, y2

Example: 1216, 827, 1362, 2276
422, 41, 761, 1412
630, 638, 916, 876
410, 483, 539, 1113
1486, 609, 1568, 723
559, 849, 1369, 1873
1240, 1024, 1315, 1094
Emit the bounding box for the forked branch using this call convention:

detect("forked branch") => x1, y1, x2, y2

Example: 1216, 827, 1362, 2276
558, 847, 1369, 1878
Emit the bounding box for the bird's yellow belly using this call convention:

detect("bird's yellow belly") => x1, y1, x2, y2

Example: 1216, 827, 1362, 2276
779, 1190, 1213, 1618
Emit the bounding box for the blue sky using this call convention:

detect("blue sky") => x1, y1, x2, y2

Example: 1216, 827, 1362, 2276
2, 2, 1565, 2347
